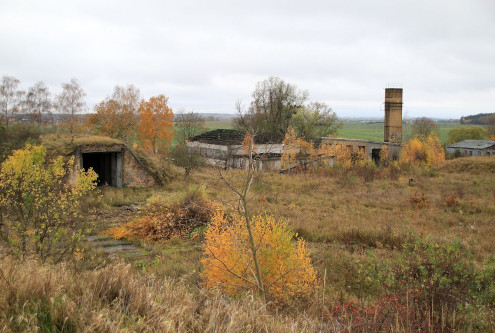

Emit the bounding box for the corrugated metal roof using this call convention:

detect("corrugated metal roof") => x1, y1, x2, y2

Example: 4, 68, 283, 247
446, 140, 495, 149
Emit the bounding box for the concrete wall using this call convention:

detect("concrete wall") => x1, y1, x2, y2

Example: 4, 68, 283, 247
188, 138, 403, 171
321, 137, 402, 161
445, 147, 495, 157
187, 141, 283, 170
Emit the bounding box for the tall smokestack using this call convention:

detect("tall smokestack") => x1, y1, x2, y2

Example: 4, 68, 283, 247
384, 88, 403, 142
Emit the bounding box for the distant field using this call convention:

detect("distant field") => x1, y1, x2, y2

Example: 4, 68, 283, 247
185, 120, 473, 145
338, 121, 462, 145
204, 120, 233, 130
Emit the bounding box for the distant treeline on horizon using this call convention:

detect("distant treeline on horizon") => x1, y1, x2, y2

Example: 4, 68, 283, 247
461, 112, 495, 125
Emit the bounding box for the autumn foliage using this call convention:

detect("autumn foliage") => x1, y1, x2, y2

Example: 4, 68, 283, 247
326, 283, 441, 332
201, 211, 318, 305
105, 194, 219, 243
87, 98, 136, 143
399, 134, 445, 167
0, 144, 97, 261
138, 95, 174, 154
281, 127, 316, 172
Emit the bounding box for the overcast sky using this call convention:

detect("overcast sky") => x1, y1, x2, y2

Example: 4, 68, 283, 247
1, 0, 494, 118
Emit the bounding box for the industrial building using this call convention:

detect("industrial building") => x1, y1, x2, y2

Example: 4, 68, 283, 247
187, 129, 284, 170
188, 88, 404, 170
322, 88, 403, 163
446, 140, 495, 157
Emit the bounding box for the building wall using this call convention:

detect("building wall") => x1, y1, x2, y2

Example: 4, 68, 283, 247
445, 147, 495, 157
321, 138, 402, 161
188, 139, 403, 171
187, 141, 283, 170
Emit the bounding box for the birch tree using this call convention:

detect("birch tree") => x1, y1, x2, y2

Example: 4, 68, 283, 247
56, 78, 86, 133
26, 81, 52, 128
0, 76, 22, 127
88, 84, 140, 142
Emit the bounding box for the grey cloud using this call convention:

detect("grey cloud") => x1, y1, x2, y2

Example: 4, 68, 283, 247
0, 0, 494, 117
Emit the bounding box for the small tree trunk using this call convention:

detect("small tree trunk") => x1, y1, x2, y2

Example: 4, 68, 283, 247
242, 196, 266, 302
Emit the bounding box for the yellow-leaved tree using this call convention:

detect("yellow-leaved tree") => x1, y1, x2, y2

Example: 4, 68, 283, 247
281, 127, 317, 172
400, 133, 445, 167
318, 143, 354, 169
201, 211, 317, 305
0, 145, 97, 262
281, 127, 299, 171
137, 95, 175, 154
206, 132, 318, 305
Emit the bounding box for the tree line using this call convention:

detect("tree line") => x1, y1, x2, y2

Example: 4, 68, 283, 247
411, 116, 495, 144
0, 76, 191, 155
460, 112, 495, 125
234, 76, 341, 141
0, 76, 85, 131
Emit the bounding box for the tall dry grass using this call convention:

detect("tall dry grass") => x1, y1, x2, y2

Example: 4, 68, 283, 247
0, 255, 320, 332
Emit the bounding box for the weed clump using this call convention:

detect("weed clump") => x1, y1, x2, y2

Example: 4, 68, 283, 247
326, 283, 442, 332
409, 191, 429, 207
105, 187, 219, 243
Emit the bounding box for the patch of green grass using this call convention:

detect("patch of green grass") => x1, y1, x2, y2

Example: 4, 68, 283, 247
205, 120, 233, 130
338, 121, 464, 144
100, 187, 156, 207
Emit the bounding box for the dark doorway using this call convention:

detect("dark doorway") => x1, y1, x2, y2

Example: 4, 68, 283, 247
82, 152, 123, 187
371, 149, 381, 165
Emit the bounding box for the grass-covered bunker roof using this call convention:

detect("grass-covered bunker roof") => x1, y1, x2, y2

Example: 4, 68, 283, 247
41, 134, 176, 186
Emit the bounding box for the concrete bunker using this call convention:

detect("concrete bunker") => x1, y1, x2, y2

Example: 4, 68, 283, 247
40, 134, 175, 188
75, 143, 160, 188
81, 151, 123, 187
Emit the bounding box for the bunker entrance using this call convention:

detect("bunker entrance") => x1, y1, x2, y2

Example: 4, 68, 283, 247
371, 149, 381, 165
82, 152, 123, 187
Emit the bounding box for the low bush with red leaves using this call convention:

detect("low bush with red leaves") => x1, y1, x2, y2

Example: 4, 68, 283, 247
325, 282, 440, 332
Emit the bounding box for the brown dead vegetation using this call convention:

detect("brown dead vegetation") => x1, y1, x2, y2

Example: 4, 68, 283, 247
0, 256, 319, 332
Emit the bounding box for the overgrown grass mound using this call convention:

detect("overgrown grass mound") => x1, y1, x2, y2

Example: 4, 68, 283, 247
438, 155, 495, 174
132, 148, 179, 184
40, 134, 178, 183
41, 134, 122, 156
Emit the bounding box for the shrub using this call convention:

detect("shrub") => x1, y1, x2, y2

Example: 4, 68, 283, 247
400, 134, 445, 167
443, 193, 460, 208
105, 191, 219, 243
395, 236, 477, 311
201, 212, 318, 306
170, 143, 204, 178
327, 283, 441, 332
388, 161, 401, 180
356, 159, 377, 183
0, 144, 97, 262
409, 191, 429, 208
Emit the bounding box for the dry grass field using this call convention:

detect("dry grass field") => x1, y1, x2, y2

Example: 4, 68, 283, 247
1, 155, 495, 331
